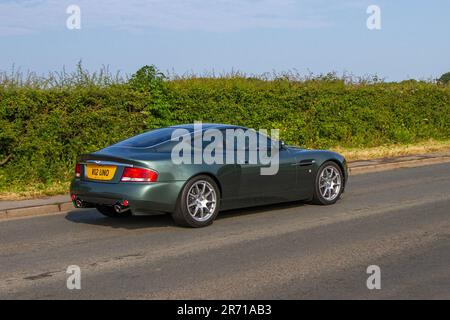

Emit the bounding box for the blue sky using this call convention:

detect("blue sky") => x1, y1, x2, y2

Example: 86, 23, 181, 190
0, 0, 449, 81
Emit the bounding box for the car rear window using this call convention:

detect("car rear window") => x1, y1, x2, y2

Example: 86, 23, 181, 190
114, 127, 190, 148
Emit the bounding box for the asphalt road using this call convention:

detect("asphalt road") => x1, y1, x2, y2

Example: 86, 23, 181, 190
1, 163, 449, 299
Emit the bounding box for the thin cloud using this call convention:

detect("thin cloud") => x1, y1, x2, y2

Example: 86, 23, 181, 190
0, 0, 365, 35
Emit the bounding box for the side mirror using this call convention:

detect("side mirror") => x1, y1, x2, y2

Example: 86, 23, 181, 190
278, 140, 286, 150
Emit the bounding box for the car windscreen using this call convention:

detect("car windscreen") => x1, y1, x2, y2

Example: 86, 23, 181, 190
113, 127, 191, 148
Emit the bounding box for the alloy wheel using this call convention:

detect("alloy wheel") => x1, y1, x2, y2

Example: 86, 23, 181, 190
186, 180, 217, 222
318, 165, 342, 202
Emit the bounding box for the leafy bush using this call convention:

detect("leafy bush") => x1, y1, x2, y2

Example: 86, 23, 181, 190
0, 67, 449, 195
438, 72, 450, 85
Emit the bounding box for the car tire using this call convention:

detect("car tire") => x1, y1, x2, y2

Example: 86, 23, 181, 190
312, 161, 344, 205
96, 205, 132, 218
172, 175, 220, 227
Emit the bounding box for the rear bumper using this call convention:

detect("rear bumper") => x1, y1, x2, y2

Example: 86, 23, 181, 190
70, 179, 186, 214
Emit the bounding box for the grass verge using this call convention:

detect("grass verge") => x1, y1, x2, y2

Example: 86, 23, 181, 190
332, 139, 450, 162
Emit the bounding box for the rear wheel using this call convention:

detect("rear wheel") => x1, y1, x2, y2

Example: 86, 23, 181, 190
96, 205, 132, 218
172, 175, 220, 227
312, 161, 344, 205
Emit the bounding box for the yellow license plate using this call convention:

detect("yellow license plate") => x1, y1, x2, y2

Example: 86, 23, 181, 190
86, 164, 117, 181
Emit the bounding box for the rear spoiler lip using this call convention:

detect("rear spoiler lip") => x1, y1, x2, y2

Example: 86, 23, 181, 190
76, 153, 149, 169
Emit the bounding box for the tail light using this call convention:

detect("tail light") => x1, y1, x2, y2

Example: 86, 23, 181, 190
75, 163, 81, 178
121, 167, 158, 182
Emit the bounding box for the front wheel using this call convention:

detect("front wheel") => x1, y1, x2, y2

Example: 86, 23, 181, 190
312, 161, 344, 205
172, 175, 220, 227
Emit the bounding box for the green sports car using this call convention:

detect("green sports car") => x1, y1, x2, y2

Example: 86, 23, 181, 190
70, 123, 348, 227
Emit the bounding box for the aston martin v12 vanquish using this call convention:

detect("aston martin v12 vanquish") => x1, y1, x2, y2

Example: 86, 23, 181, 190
70, 124, 348, 227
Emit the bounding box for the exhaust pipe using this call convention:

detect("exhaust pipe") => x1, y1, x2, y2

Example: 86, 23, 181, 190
73, 197, 94, 209
114, 202, 130, 214
114, 204, 122, 213
75, 198, 83, 208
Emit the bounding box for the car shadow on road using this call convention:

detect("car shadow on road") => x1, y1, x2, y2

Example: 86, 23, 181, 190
218, 200, 306, 222
64, 209, 175, 230
64, 200, 307, 230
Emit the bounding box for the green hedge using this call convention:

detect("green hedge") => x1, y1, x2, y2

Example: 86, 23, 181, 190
1, 74, 449, 194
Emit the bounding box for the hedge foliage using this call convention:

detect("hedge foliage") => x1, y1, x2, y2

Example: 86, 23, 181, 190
1, 66, 449, 194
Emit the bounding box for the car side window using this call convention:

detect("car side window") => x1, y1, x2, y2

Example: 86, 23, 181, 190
220, 129, 274, 151
257, 132, 274, 151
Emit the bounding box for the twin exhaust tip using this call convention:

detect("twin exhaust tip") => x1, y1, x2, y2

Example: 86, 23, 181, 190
75, 199, 83, 208
71, 194, 85, 208
72, 195, 130, 213
114, 203, 130, 214
114, 199, 130, 213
